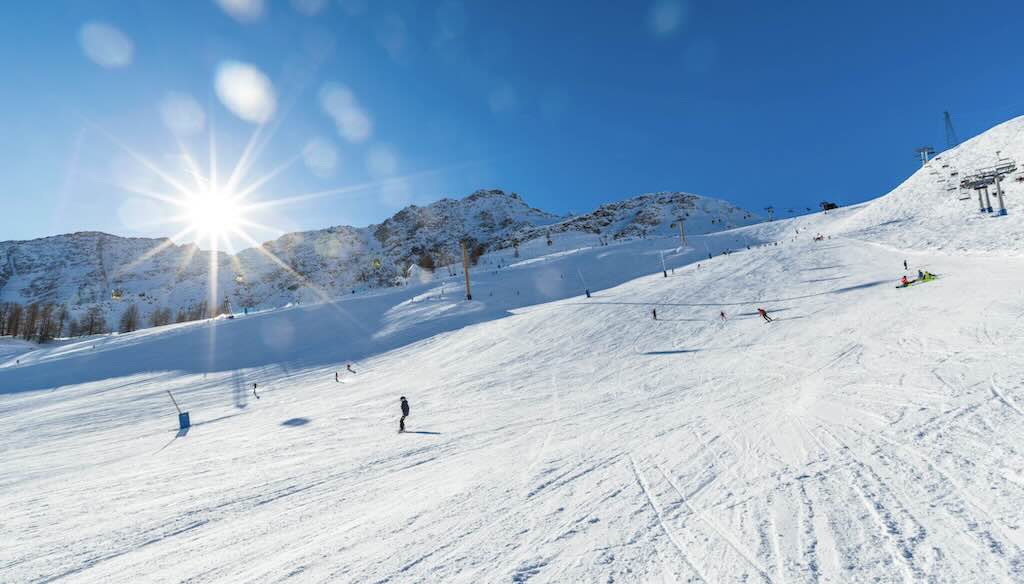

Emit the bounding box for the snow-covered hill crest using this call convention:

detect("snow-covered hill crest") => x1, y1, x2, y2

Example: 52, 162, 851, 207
838, 114, 1024, 253
0, 189, 755, 325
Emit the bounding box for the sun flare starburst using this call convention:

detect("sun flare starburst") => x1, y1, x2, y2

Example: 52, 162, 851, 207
184, 189, 244, 238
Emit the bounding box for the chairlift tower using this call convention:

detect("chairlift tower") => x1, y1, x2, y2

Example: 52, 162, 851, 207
671, 218, 686, 245
944, 112, 959, 149
961, 159, 1016, 216
915, 146, 936, 166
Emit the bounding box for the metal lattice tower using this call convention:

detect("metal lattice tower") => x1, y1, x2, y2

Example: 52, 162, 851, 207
915, 146, 935, 166
944, 111, 959, 149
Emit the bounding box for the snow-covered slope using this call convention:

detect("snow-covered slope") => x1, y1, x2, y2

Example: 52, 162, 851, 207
839, 114, 1024, 254
0, 189, 755, 327
518, 191, 758, 242
3, 200, 1024, 581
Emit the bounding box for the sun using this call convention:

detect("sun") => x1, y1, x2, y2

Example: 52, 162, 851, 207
184, 189, 244, 237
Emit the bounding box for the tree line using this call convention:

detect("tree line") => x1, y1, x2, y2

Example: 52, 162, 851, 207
0, 298, 230, 343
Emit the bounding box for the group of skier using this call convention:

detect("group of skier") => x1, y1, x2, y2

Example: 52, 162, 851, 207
899, 259, 937, 288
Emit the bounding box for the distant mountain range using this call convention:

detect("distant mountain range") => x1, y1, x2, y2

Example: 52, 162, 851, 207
0, 189, 758, 325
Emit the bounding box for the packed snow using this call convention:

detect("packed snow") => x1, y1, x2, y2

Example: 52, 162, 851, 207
4, 119, 1024, 582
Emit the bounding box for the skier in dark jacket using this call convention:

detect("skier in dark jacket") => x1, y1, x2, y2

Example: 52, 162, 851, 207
757, 308, 773, 322
399, 397, 410, 433
652, 309, 657, 321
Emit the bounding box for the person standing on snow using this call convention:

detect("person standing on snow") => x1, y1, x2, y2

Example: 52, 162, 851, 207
904, 259, 908, 271
757, 308, 773, 323
719, 310, 727, 321
399, 396, 410, 433
652, 309, 658, 321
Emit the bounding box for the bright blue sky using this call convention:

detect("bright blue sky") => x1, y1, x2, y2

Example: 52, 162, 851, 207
2, 0, 1023, 250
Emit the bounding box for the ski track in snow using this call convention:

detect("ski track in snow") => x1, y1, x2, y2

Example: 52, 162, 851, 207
4, 201, 1024, 582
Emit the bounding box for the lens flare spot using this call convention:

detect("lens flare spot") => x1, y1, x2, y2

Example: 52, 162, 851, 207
79, 22, 134, 68
302, 138, 339, 178
215, 0, 264, 23
215, 61, 277, 124
160, 93, 206, 136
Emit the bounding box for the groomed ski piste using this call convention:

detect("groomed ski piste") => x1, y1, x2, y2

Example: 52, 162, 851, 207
4, 116, 1024, 583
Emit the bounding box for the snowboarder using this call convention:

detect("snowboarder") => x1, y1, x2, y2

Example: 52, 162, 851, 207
652, 309, 657, 321
757, 308, 773, 323
347, 364, 357, 374
252, 383, 260, 399
899, 275, 910, 287
399, 396, 410, 433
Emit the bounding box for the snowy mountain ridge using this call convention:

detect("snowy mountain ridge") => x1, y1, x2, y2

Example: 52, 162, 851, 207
0, 189, 757, 326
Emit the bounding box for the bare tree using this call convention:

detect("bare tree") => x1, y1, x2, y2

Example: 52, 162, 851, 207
37, 304, 57, 342
188, 300, 209, 321
6, 303, 24, 338
81, 305, 107, 336
22, 303, 40, 341
118, 303, 140, 333
149, 307, 172, 327
0, 303, 8, 337
175, 308, 187, 323
67, 318, 80, 338
54, 304, 68, 339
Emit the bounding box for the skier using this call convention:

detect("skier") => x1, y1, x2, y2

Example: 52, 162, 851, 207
252, 383, 260, 399
904, 259, 908, 271
335, 371, 340, 383
652, 309, 657, 321
757, 308, 773, 323
917, 269, 924, 280
899, 275, 910, 287
347, 364, 356, 374
399, 396, 410, 433
719, 310, 726, 321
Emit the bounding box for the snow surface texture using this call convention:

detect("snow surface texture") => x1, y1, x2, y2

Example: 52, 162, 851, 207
4, 117, 1024, 582
3, 203, 1024, 582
